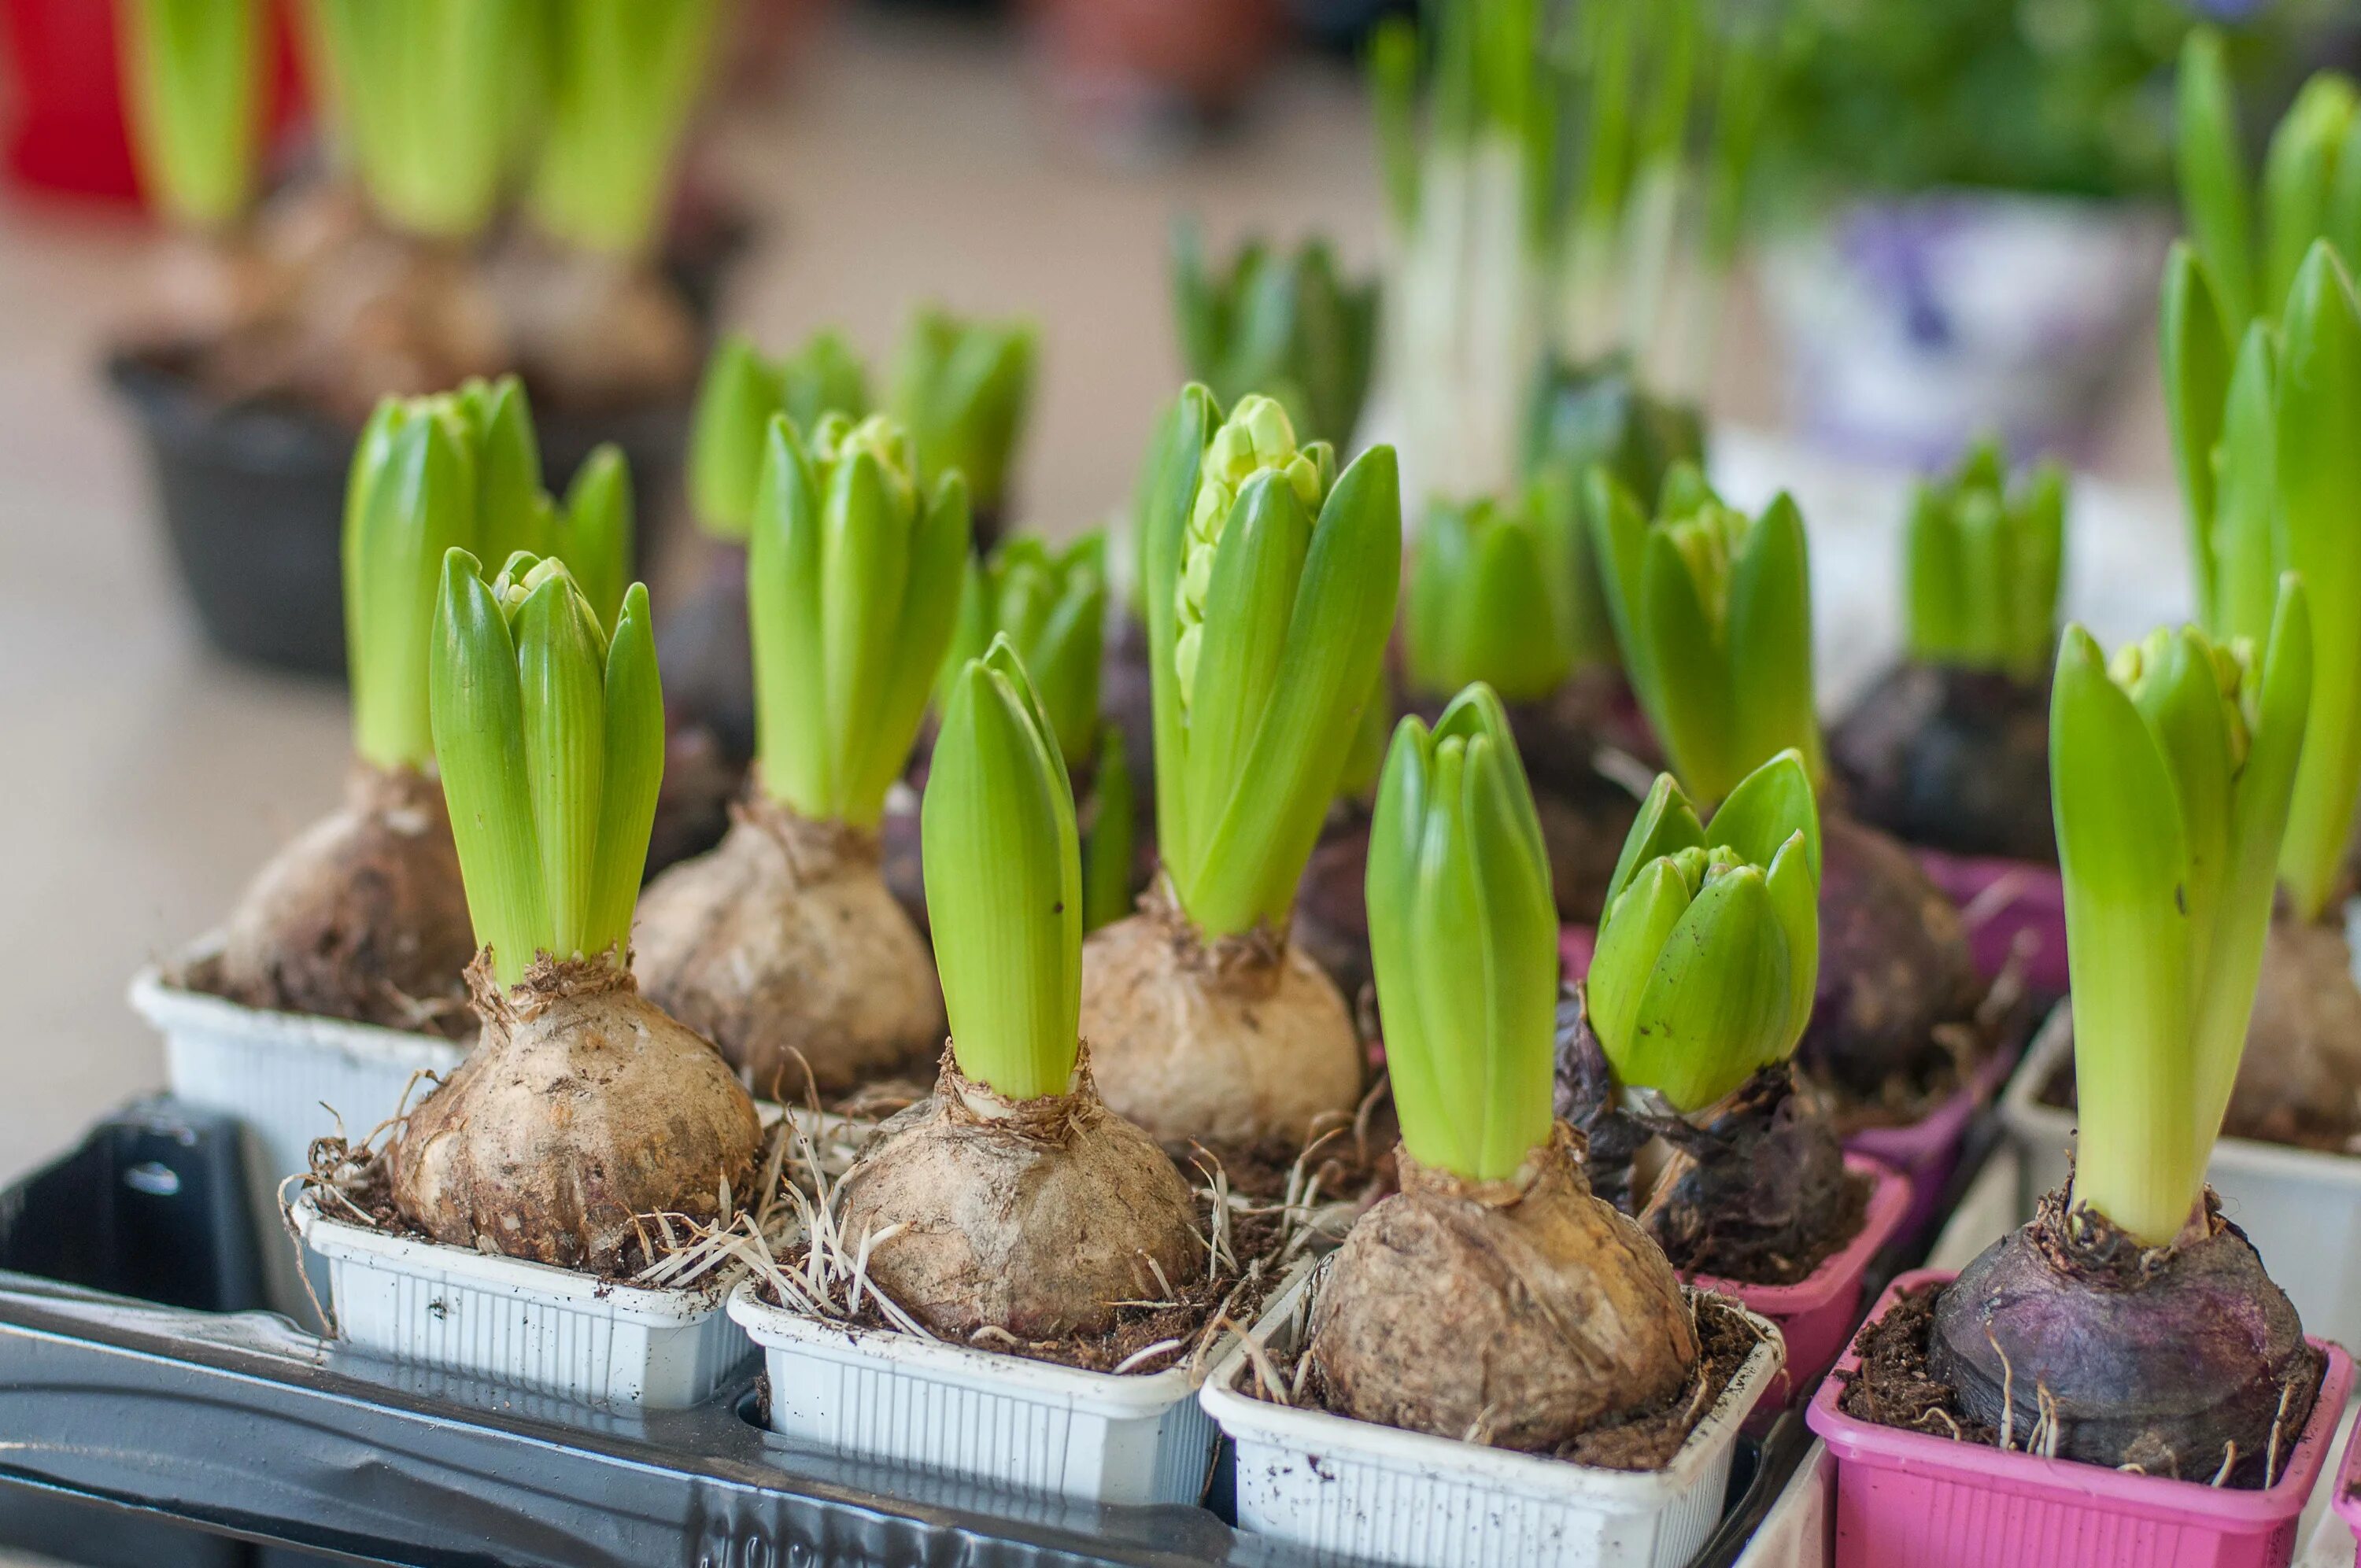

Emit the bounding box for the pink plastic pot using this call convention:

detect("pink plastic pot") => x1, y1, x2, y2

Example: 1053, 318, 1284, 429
2332, 1409, 2361, 1565
1916, 847, 2068, 998
1808, 1269, 2354, 1568
1690, 1154, 1912, 1410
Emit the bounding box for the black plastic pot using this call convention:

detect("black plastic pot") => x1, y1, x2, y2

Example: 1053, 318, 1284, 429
107, 352, 694, 677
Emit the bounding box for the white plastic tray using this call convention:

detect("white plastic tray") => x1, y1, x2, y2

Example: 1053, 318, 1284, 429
294, 1197, 751, 1409
727, 1276, 1226, 1506
130, 951, 467, 1323
1199, 1267, 1786, 1568
2004, 1005, 2361, 1356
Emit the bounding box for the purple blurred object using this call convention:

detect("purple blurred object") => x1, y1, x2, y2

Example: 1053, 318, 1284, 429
1916, 847, 2068, 998
1764, 191, 2170, 468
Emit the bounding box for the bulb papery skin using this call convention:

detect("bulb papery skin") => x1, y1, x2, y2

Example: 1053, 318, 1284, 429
1077, 894, 1363, 1149
833, 1050, 1201, 1341
634, 794, 944, 1099
392, 954, 763, 1272
215, 763, 475, 1032
1926, 1186, 2321, 1483
1307, 1125, 1700, 1450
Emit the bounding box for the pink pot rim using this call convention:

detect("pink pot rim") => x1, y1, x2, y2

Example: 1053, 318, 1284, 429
1687, 1153, 1910, 1313
2332, 1383, 2361, 1537
1807, 1267, 2355, 1526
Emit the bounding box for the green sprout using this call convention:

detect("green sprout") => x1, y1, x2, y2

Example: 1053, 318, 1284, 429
2175, 30, 2361, 332
1902, 441, 2067, 683
689, 332, 874, 541
345, 378, 631, 771
925, 638, 1082, 1101
1170, 220, 1379, 450
526, 0, 722, 258
1588, 751, 1820, 1114
1082, 727, 1136, 934
116, 0, 262, 231
937, 533, 1106, 766
1336, 669, 1395, 802
2165, 242, 2361, 922
748, 411, 970, 831
2052, 581, 2311, 1245
1591, 462, 1822, 804
1140, 389, 1401, 939
1403, 491, 1578, 703
309, 0, 541, 241
888, 308, 1036, 514
1366, 685, 1557, 1181
429, 552, 666, 987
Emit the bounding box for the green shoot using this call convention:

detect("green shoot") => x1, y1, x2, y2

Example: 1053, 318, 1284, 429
430, 552, 665, 986
117, 0, 263, 231
1366, 684, 1557, 1182
1336, 668, 1394, 802
346, 402, 474, 772
1169, 220, 1380, 450
1082, 726, 1136, 934
1404, 492, 1577, 703
689, 332, 873, 541
1587, 750, 1820, 1113
2167, 242, 2361, 922
2052, 581, 2311, 1245
926, 637, 1082, 1101
937, 533, 1106, 766
1902, 440, 2067, 682
526, 0, 722, 258
309, 0, 539, 241
748, 412, 970, 830
1139, 389, 1401, 938
1591, 462, 1823, 804
2177, 29, 2257, 330
888, 308, 1036, 513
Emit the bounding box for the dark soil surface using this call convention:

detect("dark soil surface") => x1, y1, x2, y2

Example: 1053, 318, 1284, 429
1679, 1168, 1871, 1288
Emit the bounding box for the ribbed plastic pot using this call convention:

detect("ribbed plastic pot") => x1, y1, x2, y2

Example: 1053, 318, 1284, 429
1916, 847, 2067, 998
1689, 1154, 1911, 1409
127, 950, 466, 1324
1806, 1269, 2353, 1568
294, 1198, 752, 1409
2005, 1005, 2361, 1364
1198, 1267, 1785, 1568
726, 1276, 1227, 1505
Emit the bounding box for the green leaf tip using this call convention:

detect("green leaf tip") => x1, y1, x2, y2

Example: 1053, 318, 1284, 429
936, 531, 1106, 766
1587, 750, 1820, 1114
924, 636, 1083, 1101
689, 330, 873, 540
1367, 683, 1558, 1181
1590, 463, 1823, 804
889, 308, 1037, 511
748, 411, 971, 830
1902, 439, 2067, 682
1142, 388, 1401, 939
2053, 581, 2312, 1245
1169, 220, 1380, 450
117, 0, 263, 231
1406, 489, 1582, 702
430, 550, 664, 987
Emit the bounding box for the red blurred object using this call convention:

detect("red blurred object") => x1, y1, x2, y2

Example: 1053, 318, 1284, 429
1026, 0, 1286, 120
2, 0, 309, 209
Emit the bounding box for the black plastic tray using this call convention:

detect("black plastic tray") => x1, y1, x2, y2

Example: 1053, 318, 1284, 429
0, 1100, 1808, 1567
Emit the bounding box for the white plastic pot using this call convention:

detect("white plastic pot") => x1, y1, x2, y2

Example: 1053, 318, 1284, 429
2004, 1004, 2361, 1356
727, 1276, 1231, 1505
130, 950, 467, 1323
1199, 1268, 1785, 1568
293, 1197, 752, 1409
1731, 1441, 1834, 1568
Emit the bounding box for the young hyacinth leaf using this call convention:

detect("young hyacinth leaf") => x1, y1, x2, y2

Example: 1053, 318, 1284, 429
936, 533, 1106, 765
1148, 391, 1401, 937
117, 0, 261, 231
889, 309, 1037, 511
454, 377, 545, 568
2259, 76, 2357, 319
1169, 220, 1380, 450
689, 336, 786, 539
2054, 580, 2311, 1246
1405, 496, 1577, 703
2209, 320, 2279, 650
2176, 29, 2256, 330
925, 637, 1082, 1102
587, 583, 664, 959
1336, 666, 1393, 802
310, 0, 537, 239
347, 406, 476, 772
430, 550, 548, 986
527, 0, 722, 257
2270, 243, 2361, 921
2161, 244, 2236, 622
512, 563, 610, 961
552, 445, 634, 634
1591, 463, 1823, 803
1901, 441, 2067, 681
1082, 725, 1136, 933
781, 330, 873, 434
1367, 17, 1421, 233
1137, 386, 1220, 879
748, 412, 971, 829
1366, 684, 1558, 1182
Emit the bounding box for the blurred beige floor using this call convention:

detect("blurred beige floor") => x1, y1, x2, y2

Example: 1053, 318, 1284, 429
0, 11, 2178, 1196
